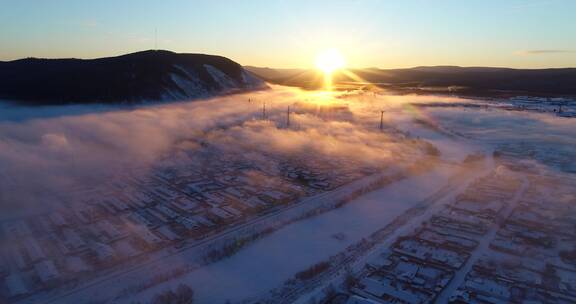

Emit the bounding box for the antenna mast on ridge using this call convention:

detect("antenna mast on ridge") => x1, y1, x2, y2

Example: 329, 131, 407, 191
154, 27, 158, 51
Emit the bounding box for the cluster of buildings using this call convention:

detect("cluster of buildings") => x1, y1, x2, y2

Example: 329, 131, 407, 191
451, 167, 576, 303
348, 251, 455, 304
0, 148, 384, 302
495, 142, 576, 175
507, 96, 576, 118
328, 154, 576, 304
330, 167, 523, 304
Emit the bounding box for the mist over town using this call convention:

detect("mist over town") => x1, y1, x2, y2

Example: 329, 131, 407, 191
1, 1, 575, 304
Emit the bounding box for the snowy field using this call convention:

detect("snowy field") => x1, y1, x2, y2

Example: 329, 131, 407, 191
34, 90, 485, 304
2, 85, 575, 304
128, 163, 460, 303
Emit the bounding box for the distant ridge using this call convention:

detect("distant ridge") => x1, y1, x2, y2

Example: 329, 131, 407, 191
0, 50, 267, 105
245, 65, 576, 96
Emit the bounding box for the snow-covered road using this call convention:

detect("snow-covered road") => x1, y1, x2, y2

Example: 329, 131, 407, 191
434, 175, 529, 303
125, 98, 485, 304
126, 162, 462, 303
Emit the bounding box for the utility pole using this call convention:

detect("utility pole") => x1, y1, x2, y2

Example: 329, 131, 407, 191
379, 110, 384, 131
287, 106, 291, 127
262, 101, 266, 120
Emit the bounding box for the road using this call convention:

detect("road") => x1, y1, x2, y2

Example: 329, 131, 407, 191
34, 165, 409, 304
255, 157, 490, 304
434, 174, 529, 303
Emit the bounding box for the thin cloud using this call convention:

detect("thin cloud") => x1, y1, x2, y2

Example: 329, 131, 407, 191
80, 19, 100, 28
517, 49, 576, 55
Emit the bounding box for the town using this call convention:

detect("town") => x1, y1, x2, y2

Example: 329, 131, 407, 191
324, 148, 576, 304
0, 120, 430, 302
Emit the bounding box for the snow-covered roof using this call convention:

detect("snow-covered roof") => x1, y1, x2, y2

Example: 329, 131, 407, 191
34, 260, 61, 283
4, 273, 29, 297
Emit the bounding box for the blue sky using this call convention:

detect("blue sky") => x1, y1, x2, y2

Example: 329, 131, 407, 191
1, 0, 575, 68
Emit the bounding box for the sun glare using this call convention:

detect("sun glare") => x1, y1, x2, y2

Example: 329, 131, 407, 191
315, 48, 346, 74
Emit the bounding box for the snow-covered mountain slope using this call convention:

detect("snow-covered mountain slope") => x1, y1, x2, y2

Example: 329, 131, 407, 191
0, 50, 267, 105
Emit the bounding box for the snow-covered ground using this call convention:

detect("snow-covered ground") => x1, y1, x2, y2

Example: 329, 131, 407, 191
434, 175, 529, 303
3, 85, 574, 304
128, 163, 460, 304
23, 102, 479, 304
168, 95, 571, 304
124, 99, 485, 304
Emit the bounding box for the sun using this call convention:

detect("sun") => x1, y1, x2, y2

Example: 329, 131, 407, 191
315, 48, 346, 74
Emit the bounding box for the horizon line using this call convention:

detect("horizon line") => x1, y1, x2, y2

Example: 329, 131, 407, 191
1, 49, 575, 70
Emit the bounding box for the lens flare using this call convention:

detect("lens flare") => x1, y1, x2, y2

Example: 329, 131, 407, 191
315, 48, 346, 74
315, 49, 346, 91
